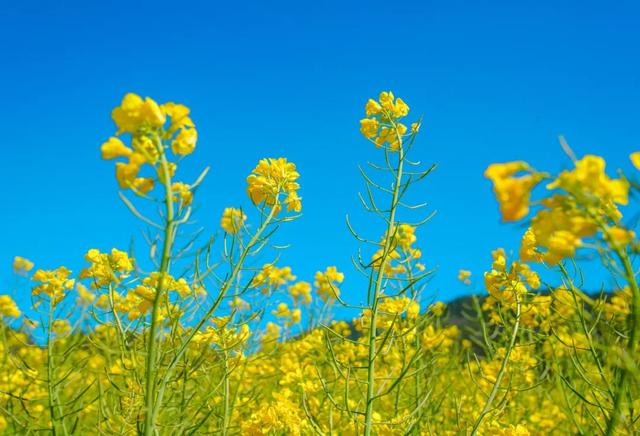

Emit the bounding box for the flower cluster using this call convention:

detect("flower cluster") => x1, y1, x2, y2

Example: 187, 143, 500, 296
0, 295, 21, 318
79, 248, 134, 288
13, 256, 34, 274
31, 267, 75, 304
314, 266, 344, 302
288, 281, 312, 305
371, 223, 425, 276
252, 264, 296, 294
359, 91, 416, 151
484, 248, 540, 305
484, 161, 544, 222
272, 303, 302, 326
3, 91, 640, 436
246, 158, 301, 213
487, 154, 633, 265
101, 93, 197, 192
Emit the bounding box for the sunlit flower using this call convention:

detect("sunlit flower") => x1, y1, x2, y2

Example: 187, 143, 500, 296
246, 158, 301, 213
13, 256, 34, 274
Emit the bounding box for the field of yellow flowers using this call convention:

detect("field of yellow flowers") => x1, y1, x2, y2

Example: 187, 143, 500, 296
1, 91, 639, 435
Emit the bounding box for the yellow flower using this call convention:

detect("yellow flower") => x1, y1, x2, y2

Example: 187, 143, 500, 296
252, 264, 296, 293
79, 248, 134, 288
314, 266, 344, 302
359, 117, 380, 139
76, 283, 95, 304
485, 161, 542, 222
171, 182, 193, 206
631, 151, 640, 170
458, 269, 472, 285
395, 224, 417, 251
546, 230, 582, 262
365, 98, 382, 116
393, 97, 409, 118
115, 161, 141, 189
131, 135, 160, 164
607, 226, 636, 247
379, 91, 395, 111
246, 158, 301, 214
526, 198, 598, 265
272, 303, 291, 318
288, 281, 312, 304
171, 127, 198, 155
220, 207, 246, 234
262, 322, 281, 345
32, 267, 75, 303
101, 137, 133, 159
360, 92, 413, 151
374, 124, 407, 151
111, 93, 166, 135
484, 249, 539, 305
132, 177, 155, 194
163, 102, 194, 135
13, 256, 34, 274
0, 295, 21, 318
283, 190, 302, 212
548, 154, 629, 206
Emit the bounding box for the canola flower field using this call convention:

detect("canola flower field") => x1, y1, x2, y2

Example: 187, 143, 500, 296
1, 91, 639, 435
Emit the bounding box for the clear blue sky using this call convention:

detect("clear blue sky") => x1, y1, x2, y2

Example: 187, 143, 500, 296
2, 0, 640, 315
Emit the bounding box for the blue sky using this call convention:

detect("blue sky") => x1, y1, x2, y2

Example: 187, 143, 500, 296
2, 0, 640, 316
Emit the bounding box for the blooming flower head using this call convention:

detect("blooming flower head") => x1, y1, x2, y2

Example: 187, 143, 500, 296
458, 269, 472, 285
171, 126, 198, 156
371, 224, 424, 276
79, 248, 134, 288
246, 158, 301, 213
485, 161, 544, 222
102, 93, 198, 191
360, 91, 412, 152
524, 195, 598, 265
221, 207, 247, 234
171, 182, 193, 206
111, 93, 166, 135
547, 154, 629, 212
272, 303, 301, 326
252, 264, 296, 294
13, 256, 34, 274
76, 283, 95, 305
101, 137, 133, 160
163, 102, 195, 135
314, 266, 344, 302
32, 267, 75, 304
288, 281, 312, 305
606, 226, 636, 248
631, 151, 640, 170
0, 295, 21, 318
484, 248, 540, 305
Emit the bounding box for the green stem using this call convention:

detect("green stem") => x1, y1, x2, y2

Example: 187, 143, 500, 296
364, 139, 404, 436
144, 151, 176, 436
